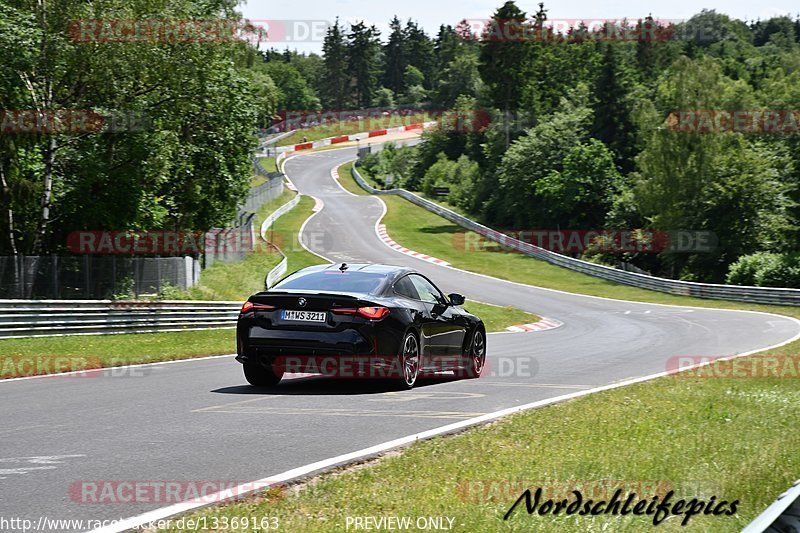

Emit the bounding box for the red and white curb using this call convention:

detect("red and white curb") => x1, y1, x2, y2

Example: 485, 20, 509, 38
506, 317, 563, 333
277, 122, 436, 154
377, 224, 449, 266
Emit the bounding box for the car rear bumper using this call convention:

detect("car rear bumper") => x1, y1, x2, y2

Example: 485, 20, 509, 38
236, 325, 404, 377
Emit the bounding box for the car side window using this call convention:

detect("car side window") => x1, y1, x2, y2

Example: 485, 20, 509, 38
409, 275, 445, 305
393, 275, 420, 300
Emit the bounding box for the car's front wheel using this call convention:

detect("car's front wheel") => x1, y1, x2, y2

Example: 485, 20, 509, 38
462, 328, 486, 379
243, 362, 284, 387
397, 332, 421, 389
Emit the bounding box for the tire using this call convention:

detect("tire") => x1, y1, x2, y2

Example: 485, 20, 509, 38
397, 332, 421, 389
243, 362, 284, 387
461, 328, 486, 379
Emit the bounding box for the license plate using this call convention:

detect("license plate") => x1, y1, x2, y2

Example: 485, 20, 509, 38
282, 310, 326, 323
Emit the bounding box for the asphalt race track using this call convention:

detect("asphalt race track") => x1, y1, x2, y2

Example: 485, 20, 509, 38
1, 146, 798, 531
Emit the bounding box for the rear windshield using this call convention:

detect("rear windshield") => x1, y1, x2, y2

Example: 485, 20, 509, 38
272, 271, 387, 294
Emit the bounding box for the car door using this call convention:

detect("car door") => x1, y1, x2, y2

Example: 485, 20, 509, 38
392, 275, 435, 361
408, 274, 467, 366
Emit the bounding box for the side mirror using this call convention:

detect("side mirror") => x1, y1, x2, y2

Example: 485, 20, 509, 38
448, 293, 465, 306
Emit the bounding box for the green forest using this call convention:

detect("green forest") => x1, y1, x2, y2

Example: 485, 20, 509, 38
2, 0, 800, 286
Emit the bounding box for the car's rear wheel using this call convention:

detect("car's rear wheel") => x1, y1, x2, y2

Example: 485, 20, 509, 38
243, 362, 284, 387
398, 332, 421, 389
462, 328, 486, 379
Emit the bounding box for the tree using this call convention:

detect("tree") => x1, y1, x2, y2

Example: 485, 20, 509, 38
591, 42, 637, 172
382, 16, 406, 95
264, 62, 320, 111
404, 20, 436, 90
631, 57, 793, 281
321, 18, 349, 109
479, 1, 532, 147
434, 46, 482, 107
495, 85, 593, 227
347, 21, 382, 108
535, 139, 622, 228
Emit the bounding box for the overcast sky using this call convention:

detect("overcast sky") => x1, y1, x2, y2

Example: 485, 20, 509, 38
240, 0, 798, 54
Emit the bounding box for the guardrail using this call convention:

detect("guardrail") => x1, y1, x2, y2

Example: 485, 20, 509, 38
743, 480, 800, 532
0, 299, 240, 339
351, 164, 800, 307
261, 195, 301, 289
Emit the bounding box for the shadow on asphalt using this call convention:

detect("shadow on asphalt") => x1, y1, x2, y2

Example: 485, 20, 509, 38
211, 374, 462, 396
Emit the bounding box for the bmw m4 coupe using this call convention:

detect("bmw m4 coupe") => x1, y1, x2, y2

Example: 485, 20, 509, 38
236, 263, 486, 388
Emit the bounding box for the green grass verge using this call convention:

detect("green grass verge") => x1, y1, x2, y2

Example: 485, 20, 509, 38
277, 113, 430, 147
0, 329, 236, 378
158, 356, 799, 532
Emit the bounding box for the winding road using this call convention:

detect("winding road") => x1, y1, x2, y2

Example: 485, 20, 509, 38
1, 145, 798, 532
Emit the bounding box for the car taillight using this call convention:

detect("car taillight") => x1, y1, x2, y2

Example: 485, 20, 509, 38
241, 301, 275, 313
358, 307, 390, 320
331, 307, 390, 320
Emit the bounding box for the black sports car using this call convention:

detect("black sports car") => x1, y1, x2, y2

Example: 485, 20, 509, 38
236, 263, 486, 388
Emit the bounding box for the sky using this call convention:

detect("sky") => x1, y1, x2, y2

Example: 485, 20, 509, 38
240, 0, 799, 54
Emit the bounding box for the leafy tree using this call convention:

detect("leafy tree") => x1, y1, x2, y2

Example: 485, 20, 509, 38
535, 139, 622, 228
264, 62, 320, 111
495, 85, 593, 227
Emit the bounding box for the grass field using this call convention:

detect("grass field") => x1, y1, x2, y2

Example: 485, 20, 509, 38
0, 329, 236, 378
156, 160, 800, 533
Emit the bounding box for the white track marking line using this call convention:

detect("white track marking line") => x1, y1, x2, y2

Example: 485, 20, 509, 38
88, 321, 800, 533
505, 317, 563, 333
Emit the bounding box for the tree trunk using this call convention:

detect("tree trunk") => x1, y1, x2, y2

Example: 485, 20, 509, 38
0, 165, 18, 255
32, 135, 55, 254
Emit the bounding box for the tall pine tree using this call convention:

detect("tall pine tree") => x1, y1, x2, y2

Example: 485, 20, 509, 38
321, 18, 350, 108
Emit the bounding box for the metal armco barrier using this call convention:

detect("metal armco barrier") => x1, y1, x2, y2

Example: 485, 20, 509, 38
262, 195, 302, 288
0, 299, 241, 339
743, 480, 800, 533
351, 164, 800, 307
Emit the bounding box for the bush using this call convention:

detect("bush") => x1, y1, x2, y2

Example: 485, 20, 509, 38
420, 153, 480, 210
726, 252, 800, 288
